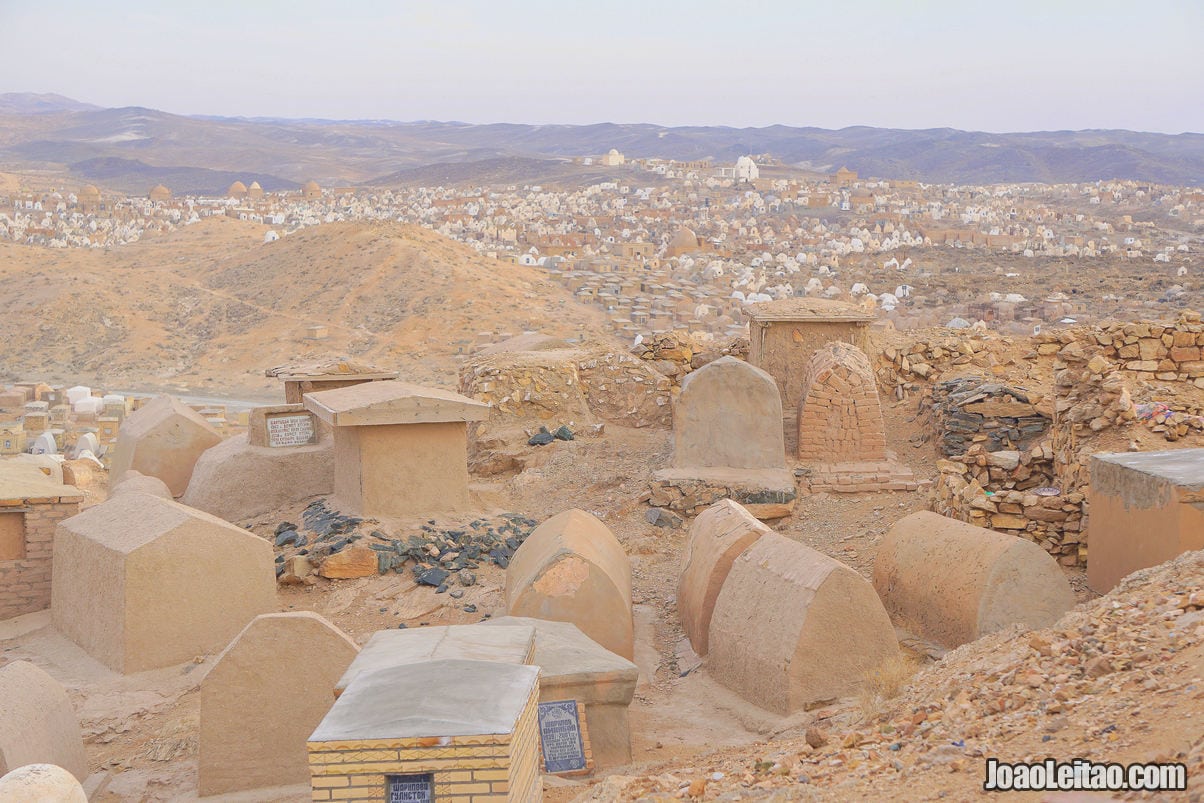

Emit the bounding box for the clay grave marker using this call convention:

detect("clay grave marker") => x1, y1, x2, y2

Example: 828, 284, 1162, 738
538, 699, 593, 775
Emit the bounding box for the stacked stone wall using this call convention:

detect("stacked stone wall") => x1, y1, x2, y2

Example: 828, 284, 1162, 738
874, 313, 1203, 566
460, 347, 672, 430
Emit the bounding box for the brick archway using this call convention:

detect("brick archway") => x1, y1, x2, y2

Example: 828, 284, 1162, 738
797, 342, 887, 463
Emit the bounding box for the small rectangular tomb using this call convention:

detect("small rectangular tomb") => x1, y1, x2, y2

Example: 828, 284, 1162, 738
745, 297, 875, 410
303, 381, 489, 519
484, 616, 637, 769
266, 359, 398, 405
1087, 448, 1204, 593
308, 659, 543, 802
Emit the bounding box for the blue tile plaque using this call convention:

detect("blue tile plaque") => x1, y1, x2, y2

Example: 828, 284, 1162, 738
538, 699, 587, 773
386, 773, 433, 803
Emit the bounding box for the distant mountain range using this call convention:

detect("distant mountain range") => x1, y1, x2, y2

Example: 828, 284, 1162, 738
0, 92, 101, 114
1, 93, 1201, 193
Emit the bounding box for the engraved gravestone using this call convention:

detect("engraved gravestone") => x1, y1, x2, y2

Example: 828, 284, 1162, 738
266, 413, 316, 447
538, 699, 586, 773
386, 773, 433, 802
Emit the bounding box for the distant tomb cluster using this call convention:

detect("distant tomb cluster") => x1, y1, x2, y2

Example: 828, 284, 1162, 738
1, 150, 1196, 353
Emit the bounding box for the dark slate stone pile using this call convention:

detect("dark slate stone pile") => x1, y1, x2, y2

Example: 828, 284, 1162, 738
527, 424, 574, 446
928, 376, 1050, 455
270, 498, 539, 586
372, 513, 539, 581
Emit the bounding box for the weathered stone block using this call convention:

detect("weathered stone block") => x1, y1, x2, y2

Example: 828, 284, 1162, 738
677, 500, 770, 656
873, 512, 1074, 649
52, 493, 276, 673
672, 356, 785, 470
707, 533, 899, 714
506, 509, 633, 659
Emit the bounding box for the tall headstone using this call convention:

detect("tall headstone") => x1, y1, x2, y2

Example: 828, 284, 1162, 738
671, 356, 784, 470
505, 509, 634, 659
650, 357, 796, 519
199, 613, 359, 796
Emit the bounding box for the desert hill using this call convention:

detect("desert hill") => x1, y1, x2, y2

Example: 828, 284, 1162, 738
0, 218, 614, 397
1, 95, 1202, 190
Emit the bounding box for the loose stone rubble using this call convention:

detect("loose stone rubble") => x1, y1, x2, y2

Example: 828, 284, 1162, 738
461, 345, 674, 430
271, 499, 539, 588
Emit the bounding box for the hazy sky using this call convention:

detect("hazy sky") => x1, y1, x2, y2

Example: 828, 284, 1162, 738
2, 0, 1201, 133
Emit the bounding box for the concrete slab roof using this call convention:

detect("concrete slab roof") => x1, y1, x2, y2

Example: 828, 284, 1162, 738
303, 380, 490, 427
483, 616, 638, 702
264, 358, 397, 382
310, 659, 540, 742
334, 624, 535, 697
1092, 448, 1204, 492
0, 462, 83, 504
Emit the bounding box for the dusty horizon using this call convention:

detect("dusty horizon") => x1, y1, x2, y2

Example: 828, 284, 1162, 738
2, 0, 1201, 133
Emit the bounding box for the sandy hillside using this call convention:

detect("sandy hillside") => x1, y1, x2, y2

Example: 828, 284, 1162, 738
0, 218, 615, 397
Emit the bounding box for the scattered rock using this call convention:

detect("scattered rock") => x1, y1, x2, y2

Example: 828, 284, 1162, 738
318, 545, 377, 579
645, 507, 685, 529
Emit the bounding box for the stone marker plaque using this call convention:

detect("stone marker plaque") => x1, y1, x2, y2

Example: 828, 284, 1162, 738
538, 699, 587, 774
386, 773, 433, 803
265, 413, 316, 447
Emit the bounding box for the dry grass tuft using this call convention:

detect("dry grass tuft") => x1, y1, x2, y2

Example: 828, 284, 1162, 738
857, 653, 920, 722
